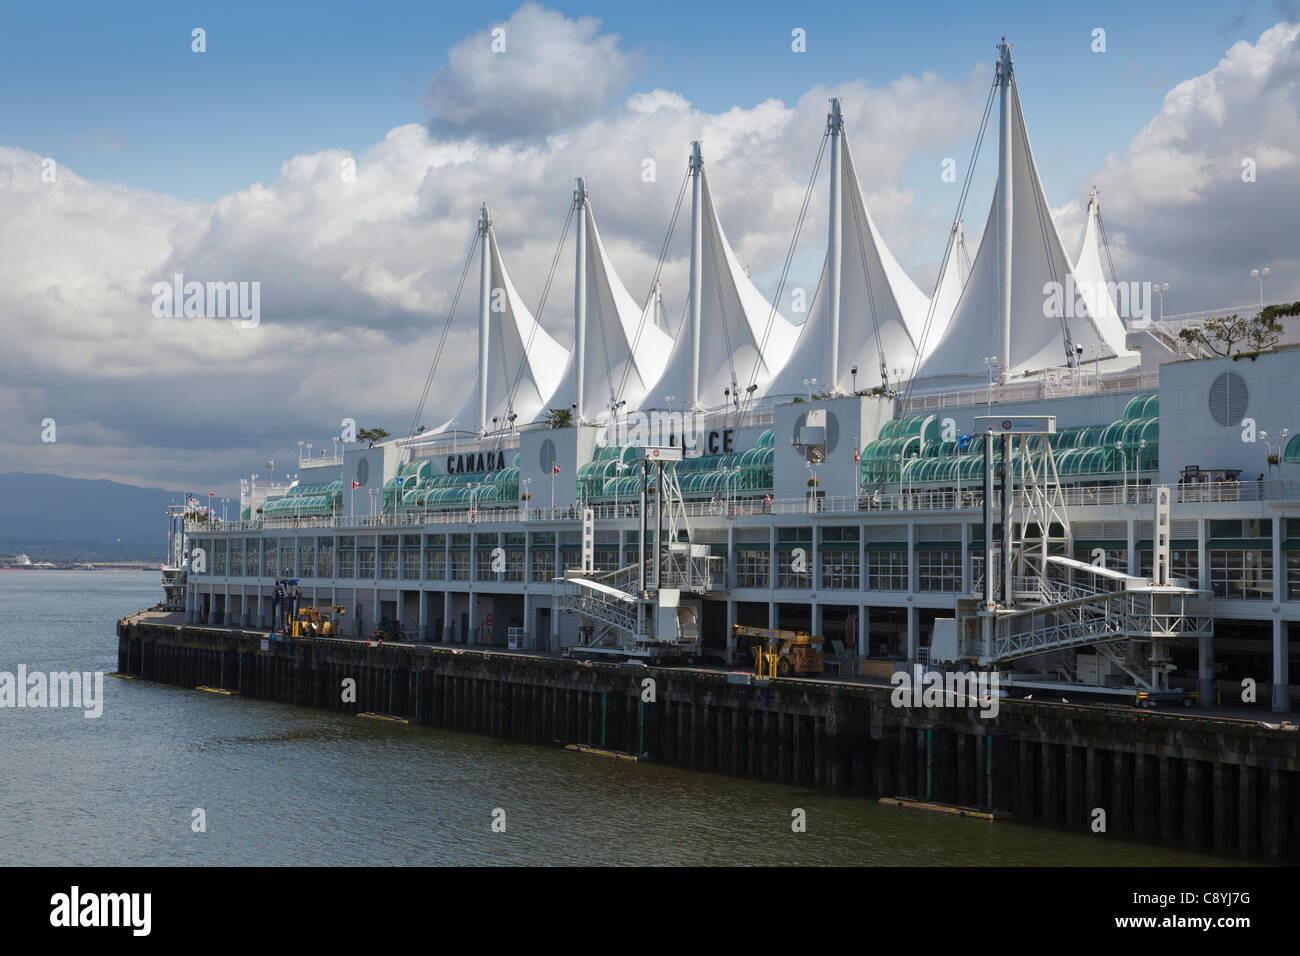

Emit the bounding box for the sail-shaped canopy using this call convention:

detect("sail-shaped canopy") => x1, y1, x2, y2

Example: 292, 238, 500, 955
547, 200, 674, 422
915, 75, 1134, 387
921, 221, 970, 360
452, 225, 568, 432
767, 133, 929, 396
640, 167, 798, 409
1071, 190, 1131, 344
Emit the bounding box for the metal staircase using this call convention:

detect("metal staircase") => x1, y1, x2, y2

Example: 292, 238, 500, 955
557, 446, 715, 659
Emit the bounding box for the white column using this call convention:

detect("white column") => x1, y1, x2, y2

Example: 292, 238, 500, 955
443, 590, 453, 643
477, 204, 492, 435
574, 178, 587, 422
1272, 618, 1291, 712
826, 98, 843, 392
726, 599, 738, 665
688, 141, 703, 409
996, 41, 1013, 377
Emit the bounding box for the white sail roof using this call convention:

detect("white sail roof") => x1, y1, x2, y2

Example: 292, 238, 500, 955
921, 221, 969, 360
1071, 190, 1131, 344
915, 78, 1135, 387
547, 201, 674, 422
767, 133, 929, 396
453, 226, 568, 431
640, 168, 798, 409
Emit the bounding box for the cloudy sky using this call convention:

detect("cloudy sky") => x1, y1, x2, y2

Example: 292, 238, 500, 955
0, 0, 1297, 496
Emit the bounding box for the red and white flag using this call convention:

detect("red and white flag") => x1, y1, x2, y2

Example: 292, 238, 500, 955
351, 480, 362, 490
552, 464, 560, 476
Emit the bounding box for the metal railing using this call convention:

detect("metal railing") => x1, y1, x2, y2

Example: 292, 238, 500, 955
194, 477, 1300, 536
900, 369, 1160, 412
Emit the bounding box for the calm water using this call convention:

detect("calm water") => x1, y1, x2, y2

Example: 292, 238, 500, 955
0, 571, 1232, 866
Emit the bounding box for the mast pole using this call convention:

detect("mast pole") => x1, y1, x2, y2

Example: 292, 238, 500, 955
477, 203, 492, 436
996, 39, 1013, 383
827, 99, 843, 393
688, 141, 703, 410
574, 177, 587, 424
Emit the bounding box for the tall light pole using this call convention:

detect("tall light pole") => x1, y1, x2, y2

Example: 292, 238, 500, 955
1260, 428, 1289, 481
1115, 440, 1127, 502
1152, 282, 1168, 322
983, 356, 999, 414
1251, 268, 1269, 309
803, 377, 818, 401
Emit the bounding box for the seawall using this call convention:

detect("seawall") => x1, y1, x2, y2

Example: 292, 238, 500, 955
116, 613, 1299, 861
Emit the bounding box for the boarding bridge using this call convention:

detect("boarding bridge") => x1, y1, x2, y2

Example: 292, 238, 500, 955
932, 419, 1213, 695
556, 447, 713, 659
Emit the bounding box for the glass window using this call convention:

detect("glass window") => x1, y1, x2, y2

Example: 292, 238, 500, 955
867, 550, 908, 591
448, 551, 470, 581
357, 549, 375, 579
425, 550, 445, 580
299, 545, 315, 578
530, 549, 555, 583
917, 549, 961, 592
776, 548, 812, 589
1287, 552, 1300, 601
316, 543, 332, 578
402, 550, 420, 579
735, 549, 770, 589
337, 549, 355, 578
819, 548, 860, 590
1209, 549, 1272, 600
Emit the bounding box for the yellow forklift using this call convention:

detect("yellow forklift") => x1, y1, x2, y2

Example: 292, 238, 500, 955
732, 625, 825, 677
294, 605, 345, 637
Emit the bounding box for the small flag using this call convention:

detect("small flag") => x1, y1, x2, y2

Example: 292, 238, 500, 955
395, 476, 404, 485
854, 439, 860, 463
552, 464, 560, 476
351, 480, 362, 490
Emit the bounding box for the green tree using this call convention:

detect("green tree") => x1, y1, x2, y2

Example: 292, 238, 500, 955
358, 426, 390, 448
544, 408, 573, 429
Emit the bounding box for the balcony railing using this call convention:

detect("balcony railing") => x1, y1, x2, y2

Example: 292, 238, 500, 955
191, 477, 1300, 535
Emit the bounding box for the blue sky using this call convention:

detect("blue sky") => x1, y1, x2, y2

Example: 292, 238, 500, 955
0, 0, 1288, 200
1, 1, 1297, 492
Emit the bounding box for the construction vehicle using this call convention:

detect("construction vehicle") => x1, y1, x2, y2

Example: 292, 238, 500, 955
294, 605, 345, 638
732, 625, 825, 677
375, 616, 406, 642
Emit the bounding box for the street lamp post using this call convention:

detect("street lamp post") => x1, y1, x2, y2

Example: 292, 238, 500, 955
803, 378, 818, 401
983, 356, 999, 413
1250, 268, 1270, 309
1115, 440, 1127, 503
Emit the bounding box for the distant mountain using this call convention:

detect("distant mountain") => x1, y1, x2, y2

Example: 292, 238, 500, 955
0, 472, 186, 561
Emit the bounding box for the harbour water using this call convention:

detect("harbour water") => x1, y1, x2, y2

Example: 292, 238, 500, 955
1, 571, 1233, 866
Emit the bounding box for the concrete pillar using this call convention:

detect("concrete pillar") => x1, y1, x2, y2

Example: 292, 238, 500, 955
468, 591, 478, 645
418, 588, 428, 643
240, 586, 250, 628
442, 590, 453, 643
1272, 618, 1290, 712
906, 603, 919, 663
811, 600, 822, 639
856, 603, 868, 665
1126, 516, 1138, 575
960, 520, 970, 594
185, 585, 195, 624
767, 600, 776, 629
522, 591, 531, 651
223, 584, 232, 626
725, 599, 737, 665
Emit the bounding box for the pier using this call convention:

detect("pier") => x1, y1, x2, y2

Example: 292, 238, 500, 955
118, 611, 1299, 861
